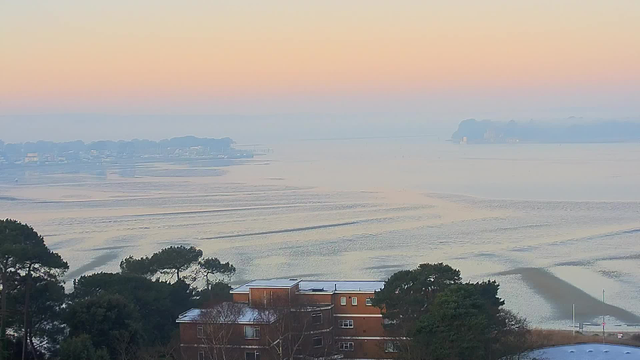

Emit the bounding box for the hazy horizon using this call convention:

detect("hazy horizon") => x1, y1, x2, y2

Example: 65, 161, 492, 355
2, 1, 639, 142
3, 114, 640, 144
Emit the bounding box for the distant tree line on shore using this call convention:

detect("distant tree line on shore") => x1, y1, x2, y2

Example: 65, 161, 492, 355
1, 219, 548, 360
0, 136, 235, 162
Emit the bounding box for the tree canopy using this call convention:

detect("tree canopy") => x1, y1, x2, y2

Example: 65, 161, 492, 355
412, 282, 503, 360
120, 245, 235, 287
0, 219, 68, 360
71, 272, 192, 346
59, 335, 109, 360
65, 294, 142, 359
373, 263, 529, 360
199, 257, 236, 288
372, 262, 461, 332
120, 245, 203, 282
1, 219, 237, 360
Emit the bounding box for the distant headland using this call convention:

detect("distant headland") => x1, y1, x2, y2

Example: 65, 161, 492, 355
452, 119, 640, 144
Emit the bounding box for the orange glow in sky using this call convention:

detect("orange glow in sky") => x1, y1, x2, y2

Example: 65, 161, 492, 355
1, 1, 639, 115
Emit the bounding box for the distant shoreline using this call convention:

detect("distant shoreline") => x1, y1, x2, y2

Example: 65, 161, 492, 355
452, 119, 640, 144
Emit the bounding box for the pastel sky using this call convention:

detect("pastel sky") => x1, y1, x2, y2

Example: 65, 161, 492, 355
1, 1, 639, 141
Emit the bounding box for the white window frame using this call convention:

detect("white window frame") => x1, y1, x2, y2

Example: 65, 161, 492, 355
383, 318, 398, 325
198, 350, 205, 360
385, 341, 400, 353
245, 351, 261, 360
340, 297, 346, 306
351, 296, 357, 306
365, 298, 373, 306
339, 342, 355, 351
339, 319, 354, 328
312, 336, 323, 348
244, 326, 261, 339
197, 324, 204, 338
311, 312, 322, 325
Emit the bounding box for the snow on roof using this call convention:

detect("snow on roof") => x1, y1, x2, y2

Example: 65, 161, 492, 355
231, 278, 302, 293
526, 343, 640, 359
177, 303, 276, 324
298, 280, 384, 293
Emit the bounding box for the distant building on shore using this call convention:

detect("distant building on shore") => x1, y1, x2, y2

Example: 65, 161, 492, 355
177, 279, 401, 360
24, 153, 39, 163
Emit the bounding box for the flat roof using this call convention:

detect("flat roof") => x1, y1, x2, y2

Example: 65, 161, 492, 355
231, 279, 385, 294
231, 278, 302, 293
299, 280, 384, 293
526, 343, 640, 359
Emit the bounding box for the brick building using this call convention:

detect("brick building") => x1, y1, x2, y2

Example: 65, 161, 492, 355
178, 279, 401, 360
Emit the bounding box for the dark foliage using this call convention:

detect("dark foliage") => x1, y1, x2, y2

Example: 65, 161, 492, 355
374, 263, 530, 360
65, 294, 143, 359
59, 335, 109, 360
372, 262, 461, 332
71, 272, 192, 346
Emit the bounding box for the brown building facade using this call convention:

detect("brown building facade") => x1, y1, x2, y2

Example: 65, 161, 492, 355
178, 279, 400, 360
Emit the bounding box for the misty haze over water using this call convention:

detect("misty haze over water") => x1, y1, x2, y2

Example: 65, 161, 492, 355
1, 138, 640, 329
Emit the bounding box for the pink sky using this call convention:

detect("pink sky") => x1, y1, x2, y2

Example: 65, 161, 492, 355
1, 1, 639, 136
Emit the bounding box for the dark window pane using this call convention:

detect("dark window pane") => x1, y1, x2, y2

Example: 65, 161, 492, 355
313, 337, 323, 348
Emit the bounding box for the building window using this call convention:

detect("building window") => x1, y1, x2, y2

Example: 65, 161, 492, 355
385, 341, 400, 353
313, 336, 323, 348
312, 312, 322, 325
197, 324, 204, 338
340, 297, 346, 306
198, 350, 205, 360
351, 297, 357, 306
366, 298, 373, 306
244, 326, 261, 339
339, 342, 355, 351
338, 319, 354, 328
245, 352, 261, 360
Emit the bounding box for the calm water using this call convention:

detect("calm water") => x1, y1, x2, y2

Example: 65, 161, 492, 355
1, 139, 640, 329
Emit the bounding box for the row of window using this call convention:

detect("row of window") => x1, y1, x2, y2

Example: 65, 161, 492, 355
198, 325, 263, 340
199, 317, 388, 339
199, 318, 360, 339
338, 319, 354, 328
337, 341, 399, 353
339, 296, 373, 306
199, 351, 263, 360
196, 341, 398, 360
199, 317, 332, 341
244, 332, 323, 347
338, 318, 397, 328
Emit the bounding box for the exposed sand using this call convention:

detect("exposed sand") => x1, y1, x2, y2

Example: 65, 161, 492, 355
64, 251, 121, 280
496, 268, 640, 325
3, 141, 640, 329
